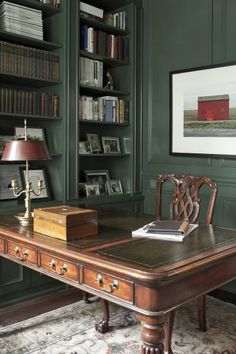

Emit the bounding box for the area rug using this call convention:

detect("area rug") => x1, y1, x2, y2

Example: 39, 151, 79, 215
0, 296, 236, 354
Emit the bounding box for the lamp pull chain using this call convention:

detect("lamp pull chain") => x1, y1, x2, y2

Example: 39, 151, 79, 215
24, 119, 27, 141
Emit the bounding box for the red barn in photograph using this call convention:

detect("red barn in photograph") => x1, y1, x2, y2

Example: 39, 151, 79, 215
198, 94, 229, 121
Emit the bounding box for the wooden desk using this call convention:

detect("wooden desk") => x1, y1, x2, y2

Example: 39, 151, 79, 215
0, 211, 236, 354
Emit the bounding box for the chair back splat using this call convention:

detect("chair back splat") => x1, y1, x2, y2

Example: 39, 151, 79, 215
156, 174, 217, 225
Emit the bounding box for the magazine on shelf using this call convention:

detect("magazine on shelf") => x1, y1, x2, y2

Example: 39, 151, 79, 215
132, 220, 199, 242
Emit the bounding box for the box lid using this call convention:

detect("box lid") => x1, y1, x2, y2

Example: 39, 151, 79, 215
33, 205, 97, 228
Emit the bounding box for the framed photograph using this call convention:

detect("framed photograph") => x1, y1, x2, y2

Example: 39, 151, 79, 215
86, 134, 102, 153
0, 164, 23, 200
85, 183, 100, 197
0, 136, 14, 154
171, 62, 236, 157
123, 137, 131, 154
20, 167, 50, 200
79, 141, 92, 154
15, 127, 45, 141
106, 180, 123, 195
101, 136, 121, 154
84, 169, 110, 195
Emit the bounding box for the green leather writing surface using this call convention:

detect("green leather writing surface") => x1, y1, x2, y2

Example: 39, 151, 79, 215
95, 225, 236, 268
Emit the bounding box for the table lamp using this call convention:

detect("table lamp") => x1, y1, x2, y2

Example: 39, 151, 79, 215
1, 120, 51, 226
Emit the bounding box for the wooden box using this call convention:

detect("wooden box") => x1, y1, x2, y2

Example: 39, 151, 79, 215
33, 205, 97, 241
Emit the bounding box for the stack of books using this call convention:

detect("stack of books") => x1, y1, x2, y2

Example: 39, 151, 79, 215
0, 1, 43, 40
132, 220, 199, 242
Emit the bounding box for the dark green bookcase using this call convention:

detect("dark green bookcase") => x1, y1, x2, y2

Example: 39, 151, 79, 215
67, 0, 143, 210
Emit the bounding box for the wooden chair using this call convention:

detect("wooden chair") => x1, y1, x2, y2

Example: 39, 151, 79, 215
156, 173, 217, 354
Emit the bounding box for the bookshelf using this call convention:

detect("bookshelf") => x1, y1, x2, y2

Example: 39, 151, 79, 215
0, 0, 65, 213
66, 0, 142, 207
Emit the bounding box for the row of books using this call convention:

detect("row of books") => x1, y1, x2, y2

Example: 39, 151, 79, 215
0, 41, 60, 81
80, 25, 129, 61
79, 95, 128, 123
38, 0, 61, 8
80, 56, 103, 88
0, 1, 43, 40
104, 11, 126, 30
0, 87, 59, 117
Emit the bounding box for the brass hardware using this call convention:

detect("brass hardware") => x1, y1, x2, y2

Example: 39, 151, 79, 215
59, 263, 67, 275
49, 259, 56, 269
96, 273, 119, 293
14, 246, 28, 261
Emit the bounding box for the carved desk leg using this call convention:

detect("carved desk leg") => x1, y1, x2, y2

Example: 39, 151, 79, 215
137, 314, 165, 354
95, 298, 110, 333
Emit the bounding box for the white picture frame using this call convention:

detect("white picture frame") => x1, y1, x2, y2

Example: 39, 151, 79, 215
171, 62, 236, 156
101, 136, 121, 154
123, 137, 131, 154
15, 127, 45, 141
106, 180, 123, 195
85, 183, 100, 197
86, 134, 102, 153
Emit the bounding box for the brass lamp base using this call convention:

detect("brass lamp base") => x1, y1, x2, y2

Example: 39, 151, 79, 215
15, 213, 33, 226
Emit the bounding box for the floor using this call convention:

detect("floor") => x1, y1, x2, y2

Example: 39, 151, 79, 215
0, 287, 84, 327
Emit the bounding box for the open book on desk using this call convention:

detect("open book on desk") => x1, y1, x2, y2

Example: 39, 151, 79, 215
132, 220, 199, 242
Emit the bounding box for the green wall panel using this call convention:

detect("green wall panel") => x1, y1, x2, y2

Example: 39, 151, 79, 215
142, 0, 236, 294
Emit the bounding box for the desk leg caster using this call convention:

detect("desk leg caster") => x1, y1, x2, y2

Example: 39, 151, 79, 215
95, 298, 110, 334
138, 314, 165, 354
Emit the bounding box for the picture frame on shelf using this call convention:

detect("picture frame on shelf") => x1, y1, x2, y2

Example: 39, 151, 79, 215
15, 127, 45, 141
79, 141, 92, 154
84, 169, 110, 195
171, 62, 236, 156
20, 167, 51, 200
86, 133, 102, 153
123, 137, 131, 154
85, 183, 100, 197
0, 164, 23, 200
0, 136, 14, 154
106, 180, 123, 195
101, 136, 121, 154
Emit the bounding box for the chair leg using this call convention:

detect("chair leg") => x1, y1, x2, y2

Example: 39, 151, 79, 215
197, 295, 207, 332
82, 291, 90, 303
164, 310, 175, 354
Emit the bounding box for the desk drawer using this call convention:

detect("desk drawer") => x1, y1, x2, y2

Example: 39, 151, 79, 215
40, 253, 79, 282
0, 237, 5, 253
84, 268, 133, 303
7, 240, 37, 265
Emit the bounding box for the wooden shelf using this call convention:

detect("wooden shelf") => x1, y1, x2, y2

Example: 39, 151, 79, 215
0, 112, 61, 120
80, 13, 129, 35
0, 72, 62, 87
80, 84, 129, 96
0, 30, 62, 50
79, 119, 129, 126
80, 50, 130, 67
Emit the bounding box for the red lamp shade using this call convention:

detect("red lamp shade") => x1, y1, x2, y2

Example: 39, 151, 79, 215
1, 140, 51, 161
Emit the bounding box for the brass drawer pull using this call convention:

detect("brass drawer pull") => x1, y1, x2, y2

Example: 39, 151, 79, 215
59, 263, 67, 275
96, 274, 119, 293
49, 259, 56, 269
14, 246, 29, 261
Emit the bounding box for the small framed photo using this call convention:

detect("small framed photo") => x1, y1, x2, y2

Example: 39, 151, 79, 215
86, 134, 102, 153
79, 141, 92, 154
101, 136, 121, 154
84, 169, 110, 195
20, 167, 51, 200
0, 164, 23, 200
85, 183, 100, 197
15, 127, 45, 141
0, 135, 14, 154
123, 137, 131, 154
106, 180, 123, 195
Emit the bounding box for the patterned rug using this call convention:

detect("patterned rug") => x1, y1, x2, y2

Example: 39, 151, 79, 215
0, 296, 235, 354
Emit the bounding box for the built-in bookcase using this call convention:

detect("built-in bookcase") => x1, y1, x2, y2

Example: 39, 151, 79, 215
0, 0, 65, 212
67, 0, 143, 208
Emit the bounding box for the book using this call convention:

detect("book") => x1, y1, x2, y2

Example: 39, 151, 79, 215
132, 220, 199, 242
80, 1, 104, 19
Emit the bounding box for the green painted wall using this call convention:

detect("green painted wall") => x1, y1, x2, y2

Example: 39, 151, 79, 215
142, 0, 236, 293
